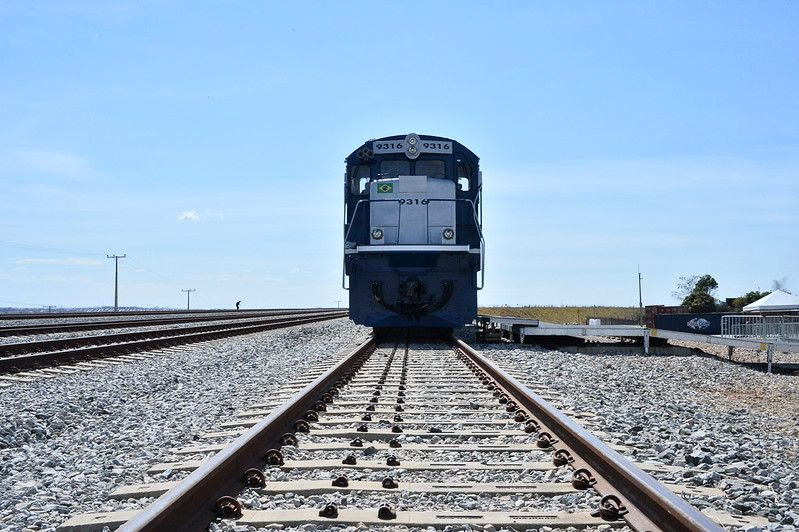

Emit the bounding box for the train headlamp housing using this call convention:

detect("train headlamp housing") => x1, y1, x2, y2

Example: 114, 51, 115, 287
442, 228, 455, 240
371, 228, 384, 240
404, 133, 421, 159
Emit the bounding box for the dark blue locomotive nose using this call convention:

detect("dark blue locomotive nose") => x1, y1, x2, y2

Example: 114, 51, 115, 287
343, 133, 483, 328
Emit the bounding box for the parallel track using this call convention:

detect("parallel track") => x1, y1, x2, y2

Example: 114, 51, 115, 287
0, 308, 323, 321
60, 334, 765, 531
0, 310, 347, 374
0, 308, 331, 337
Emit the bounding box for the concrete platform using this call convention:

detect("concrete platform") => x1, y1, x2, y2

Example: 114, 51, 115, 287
476, 315, 799, 371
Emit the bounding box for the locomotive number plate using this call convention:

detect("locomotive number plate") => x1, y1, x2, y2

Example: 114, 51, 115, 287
372, 140, 453, 155
372, 141, 405, 153
418, 140, 452, 154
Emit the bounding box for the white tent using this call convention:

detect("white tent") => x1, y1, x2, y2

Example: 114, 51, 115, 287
742, 290, 799, 313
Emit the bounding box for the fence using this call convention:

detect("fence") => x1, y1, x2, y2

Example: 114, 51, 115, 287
721, 315, 799, 341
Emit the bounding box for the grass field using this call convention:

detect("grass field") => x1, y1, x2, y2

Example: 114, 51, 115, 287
478, 306, 642, 324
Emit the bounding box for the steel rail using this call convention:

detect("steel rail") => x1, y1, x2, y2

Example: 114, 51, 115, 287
117, 336, 377, 532
0, 309, 330, 337
452, 336, 723, 532
0, 311, 344, 357
0, 312, 347, 373
0, 308, 336, 321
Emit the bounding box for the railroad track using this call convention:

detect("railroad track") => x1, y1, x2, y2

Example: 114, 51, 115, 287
0, 308, 315, 321
0, 310, 347, 375
0, 308, 331, 337
60, 334, 766, 531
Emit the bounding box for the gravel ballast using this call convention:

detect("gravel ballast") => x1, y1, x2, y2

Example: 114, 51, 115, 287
478, 341, 799, 531
0, 319, 368, 532
3, 328, 795, 531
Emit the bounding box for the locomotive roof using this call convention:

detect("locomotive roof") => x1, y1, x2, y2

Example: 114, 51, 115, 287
346, 134, 478, 162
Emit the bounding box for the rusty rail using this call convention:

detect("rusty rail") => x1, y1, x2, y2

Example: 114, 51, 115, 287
117, 336, 377, 532
451, 336, 723, 531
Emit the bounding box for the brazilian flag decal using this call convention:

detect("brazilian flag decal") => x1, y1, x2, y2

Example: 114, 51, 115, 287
377, 183, 394, 193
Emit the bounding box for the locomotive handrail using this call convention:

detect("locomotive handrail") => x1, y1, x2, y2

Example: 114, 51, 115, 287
424, 198, 485, 290
342, 197, 484, 290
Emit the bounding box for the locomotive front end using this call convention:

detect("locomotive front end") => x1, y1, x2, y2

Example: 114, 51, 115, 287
343, 133, 483, 329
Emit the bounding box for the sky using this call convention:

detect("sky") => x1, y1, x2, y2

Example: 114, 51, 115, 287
1, 1, 797, 310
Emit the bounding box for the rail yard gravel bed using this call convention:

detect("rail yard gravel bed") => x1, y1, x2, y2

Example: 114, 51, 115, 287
0, 319, 368, 532
0, 315, 328, 346
0, 310, 308, 329
478, 342, 799, 531
665, 339, 799, 366
0, 312, 244, 328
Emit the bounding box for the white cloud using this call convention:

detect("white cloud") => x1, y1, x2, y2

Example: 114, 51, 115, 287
16, 258, 103, 266
204, 209, 225, 219
3, 149, 96, 180
178, 210, 200, 221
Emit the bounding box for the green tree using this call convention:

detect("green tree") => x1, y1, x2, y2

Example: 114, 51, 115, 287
678, 274, 719, 312
693, 274, 719, 296
683, 291, 717, 312
731, 291, 770, 311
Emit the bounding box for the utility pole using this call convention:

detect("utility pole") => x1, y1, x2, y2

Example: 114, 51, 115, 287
335, 300, 342, 309
637, 265, 644, 325
107, 254, 126, 311
182, 289, 196, 310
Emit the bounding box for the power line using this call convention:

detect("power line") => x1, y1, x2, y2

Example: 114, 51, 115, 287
127, 256, 181, 286
181, 289, 196, 310
107, 254, 126, 311
0, 240, 105, 256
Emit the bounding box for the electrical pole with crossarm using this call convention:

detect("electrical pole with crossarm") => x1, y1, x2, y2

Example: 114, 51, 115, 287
182, 289, 196, 310
638, 265, 644, 325
107, 254, 126, 311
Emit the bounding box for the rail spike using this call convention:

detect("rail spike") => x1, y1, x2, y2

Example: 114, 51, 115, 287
592, 494, 629, 521
572, 468, 597, 490
214, 495, 242, 518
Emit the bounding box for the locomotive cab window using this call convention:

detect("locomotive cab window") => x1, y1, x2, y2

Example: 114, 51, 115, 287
457, 161, 471, 191
350, 164, 371, 194
414, 160, 446, 178
380, 160, 410, 177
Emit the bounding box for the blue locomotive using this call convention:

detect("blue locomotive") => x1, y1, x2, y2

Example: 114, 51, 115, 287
343, 133, 484, 329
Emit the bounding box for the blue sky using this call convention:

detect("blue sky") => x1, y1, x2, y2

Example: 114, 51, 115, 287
1, 1, 797, 309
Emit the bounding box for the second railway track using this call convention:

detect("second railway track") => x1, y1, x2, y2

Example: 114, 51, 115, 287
60, 333, 765, 531
0, 308, 334, 337
0, 310, 347, 374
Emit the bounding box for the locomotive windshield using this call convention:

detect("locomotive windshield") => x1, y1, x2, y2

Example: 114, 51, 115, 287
352, 159, 449, 194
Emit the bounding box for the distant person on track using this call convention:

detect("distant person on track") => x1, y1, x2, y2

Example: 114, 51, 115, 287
235, 300, 241, 310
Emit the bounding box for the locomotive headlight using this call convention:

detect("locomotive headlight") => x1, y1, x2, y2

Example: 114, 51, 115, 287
371, 228, 384, 240
442, 228, 455, 240
404, 133, 421, 159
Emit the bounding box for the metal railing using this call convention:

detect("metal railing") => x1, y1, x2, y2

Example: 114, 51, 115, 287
721, 314, 799, 341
